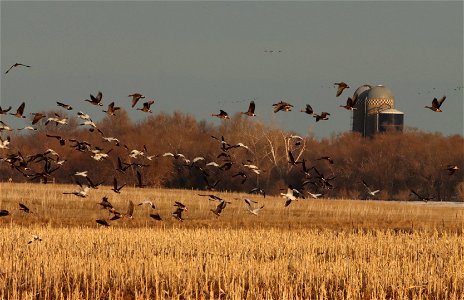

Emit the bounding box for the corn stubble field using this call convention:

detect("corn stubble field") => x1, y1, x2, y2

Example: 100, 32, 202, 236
1, 183, 464, 299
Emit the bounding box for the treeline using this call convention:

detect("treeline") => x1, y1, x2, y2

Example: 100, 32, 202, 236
1, 109, 463, 201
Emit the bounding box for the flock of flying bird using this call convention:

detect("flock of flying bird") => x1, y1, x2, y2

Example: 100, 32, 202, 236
0, 62, 460, 230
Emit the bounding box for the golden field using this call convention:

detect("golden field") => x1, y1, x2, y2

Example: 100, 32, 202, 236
1, 183, 464, 299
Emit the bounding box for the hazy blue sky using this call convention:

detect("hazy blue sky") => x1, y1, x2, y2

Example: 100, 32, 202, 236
1, 1, 463, 138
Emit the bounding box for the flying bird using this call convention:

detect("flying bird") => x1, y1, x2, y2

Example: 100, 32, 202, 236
410, 190, 433, 202
300, 104, 314, 115
362, 179, 380, 197
5, 63, 31, 74
0, 210, 10, 217
244, 198, 264, 216
334, 82, 350, 97
249, 187, 266, 198
0, 106, 12, 115
211, 200, 228, 216
272, 101, 293, 113
10, 102, 26, 118
129, 93, 145, 108
19, 203, 31, 213
85, 92, 103, 106
313, 112, 330, 122
96, 219, 110, 227
339, 97, 357, 110
103, 102, 121, 116
241, 101, 256, 116
212, 110, 230, 120
137, 100, 155, 113
425, 96, 446, 112
138, 200, 156, 209
111, 177, 126, 194
56, 102, 73, 110
445, 165, 459, 176
150, 213, 162, 221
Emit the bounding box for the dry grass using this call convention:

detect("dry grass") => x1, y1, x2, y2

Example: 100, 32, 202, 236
1, 183, 464, 299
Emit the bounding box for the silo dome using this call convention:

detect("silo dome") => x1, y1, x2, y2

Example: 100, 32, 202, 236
366, 85, 395, 102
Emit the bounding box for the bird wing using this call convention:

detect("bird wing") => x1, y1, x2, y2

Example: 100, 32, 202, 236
248, 101, 255, 113
437, 96, 446, 107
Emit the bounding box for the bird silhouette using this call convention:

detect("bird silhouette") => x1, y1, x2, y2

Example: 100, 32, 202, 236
425, 96, 446, 112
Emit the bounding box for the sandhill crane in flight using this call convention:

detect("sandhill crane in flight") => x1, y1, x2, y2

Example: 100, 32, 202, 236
241, 101, 256, 116
334, 82, 350, 97
425, 96, 446, 112
5, 63, 30, 74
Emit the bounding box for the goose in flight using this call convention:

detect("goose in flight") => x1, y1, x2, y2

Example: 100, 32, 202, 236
45, 114, 68, 126
334, 82, 350, 97
63, 183, 90, 198
362, 179, 380, 197
244, 198, 264, 215
313, 112, 330, 122
241, 101, 256, 116
307, 191, 323, 199
410, 190, 433, 202
340, 97, 357, 110
10, 102, 26, 118
74, 170, 88, 177
249, 187, 266, 198
281, 186, 297, 207
111, 177, 126, 193
98, 196, 114, 211
85, 92, 103, 106
103, 102, 121, 116
19, 203, 31, 213
129, 93, 145, 108
0, 121, 12, 131
77, 111, 92, 121
138, 200, 156, 209
5, 62, 31, 74
211, 200, 227, 216
56, 102, 73, 110
96, 219, 110, 227
212, 110, 230, 120
172, 201, 187, 221
0, 136, 10, 149
300, 104, 314, 115
137, 100, 155, 113
46, 134, 67, 146
445, 165, 459, 176
150, 213, 162, 221
272, 101, 293, 113
0, 106, 12, 115
425, 96, 446, 112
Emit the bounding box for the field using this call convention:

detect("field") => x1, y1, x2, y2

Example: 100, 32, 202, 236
1, 183, 464, 299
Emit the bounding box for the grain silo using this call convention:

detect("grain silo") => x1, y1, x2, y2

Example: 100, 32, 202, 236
351, 84, 404, 137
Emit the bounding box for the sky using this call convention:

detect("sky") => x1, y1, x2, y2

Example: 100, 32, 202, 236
1, 1, 463, 139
